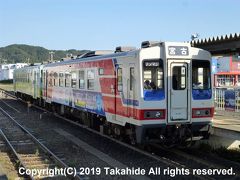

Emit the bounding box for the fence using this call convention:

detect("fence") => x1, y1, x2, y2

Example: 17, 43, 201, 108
214, 88, 240, 112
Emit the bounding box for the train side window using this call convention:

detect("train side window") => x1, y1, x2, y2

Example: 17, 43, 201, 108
71, 71, 77, 88
130, 67, 134, 91
87, 69, 95, 90
53, 72, 58, 86
99, 68, 104, 75
79, 70, 85, 89
172, 66, 186, 90
59, 73, 64, 87
49, 72, 53, 87
40, 70, 43, 83
65, 72, 71, 87
117, 68, 123, 92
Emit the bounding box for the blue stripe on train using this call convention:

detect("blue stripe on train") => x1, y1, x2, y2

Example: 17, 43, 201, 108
192, 89, 212, 100
143, 89, 165, 101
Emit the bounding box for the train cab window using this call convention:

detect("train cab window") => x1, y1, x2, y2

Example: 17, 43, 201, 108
172, 66, 186, 90
59, 73, 64, 87
79, 70, 85, 89
65, 72, 71, 87
71, 71, 77, 88
143, 59, 164, 101
87, 70, 95, 90
117, 68, 123, 92
192, 60, 211, 90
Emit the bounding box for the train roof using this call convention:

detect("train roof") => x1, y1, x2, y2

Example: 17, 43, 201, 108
44, 50, 138, 67
14, 64, 43, 72
15, 41, 210, 70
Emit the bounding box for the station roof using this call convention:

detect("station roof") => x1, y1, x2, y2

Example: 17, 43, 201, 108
191, 33, 240, 56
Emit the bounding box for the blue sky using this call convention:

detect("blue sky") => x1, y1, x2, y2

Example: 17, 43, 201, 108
0, 0, 239, 50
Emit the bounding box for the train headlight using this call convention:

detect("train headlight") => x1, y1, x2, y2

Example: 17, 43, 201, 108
195, 110, 201, 115
192, 108, 214, 118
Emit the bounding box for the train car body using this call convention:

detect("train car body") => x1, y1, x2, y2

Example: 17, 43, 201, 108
14, 65, 43, 100
14, 41, 214, 146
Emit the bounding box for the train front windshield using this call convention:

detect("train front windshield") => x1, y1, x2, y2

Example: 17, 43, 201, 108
192, 60, 211, 89
143, 59, 164, 101
192, 60, 212, 99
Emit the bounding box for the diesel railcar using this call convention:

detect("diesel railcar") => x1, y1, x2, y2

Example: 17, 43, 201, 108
14, 41, 214, 146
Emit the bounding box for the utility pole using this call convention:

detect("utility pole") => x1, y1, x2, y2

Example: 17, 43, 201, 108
49, 51, 55, 62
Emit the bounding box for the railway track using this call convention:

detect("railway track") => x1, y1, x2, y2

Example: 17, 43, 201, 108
149, 143, 240, 177
0, 95, 83, 179
0, 88, 239, 179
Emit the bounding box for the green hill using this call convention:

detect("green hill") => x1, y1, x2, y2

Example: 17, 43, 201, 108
0, 44, 89, 64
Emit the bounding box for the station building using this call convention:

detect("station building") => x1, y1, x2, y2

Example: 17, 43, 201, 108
213, 55, 240, 87
0, 63, 28, 81
192, 33, 240, 88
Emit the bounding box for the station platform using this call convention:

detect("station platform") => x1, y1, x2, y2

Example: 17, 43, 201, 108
207, 111, 240, 149
213, 110, 240, 132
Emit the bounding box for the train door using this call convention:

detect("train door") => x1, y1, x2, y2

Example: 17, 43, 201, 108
168, 60, 190, 123
128, 64, 136, 118
115, 65, 123, 121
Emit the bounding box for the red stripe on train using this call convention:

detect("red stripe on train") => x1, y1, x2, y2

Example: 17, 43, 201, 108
102, 95, 166, 120
99, 77, 116, 94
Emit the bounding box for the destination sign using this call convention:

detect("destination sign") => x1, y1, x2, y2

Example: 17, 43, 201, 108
144, 61, 159, 67
168, 46, 189, 56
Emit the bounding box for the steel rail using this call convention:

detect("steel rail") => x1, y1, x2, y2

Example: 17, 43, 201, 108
0, 104, 83, 180
0, 88, 15, 98
0, 128, 34, 180
21, 101, 208, 179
